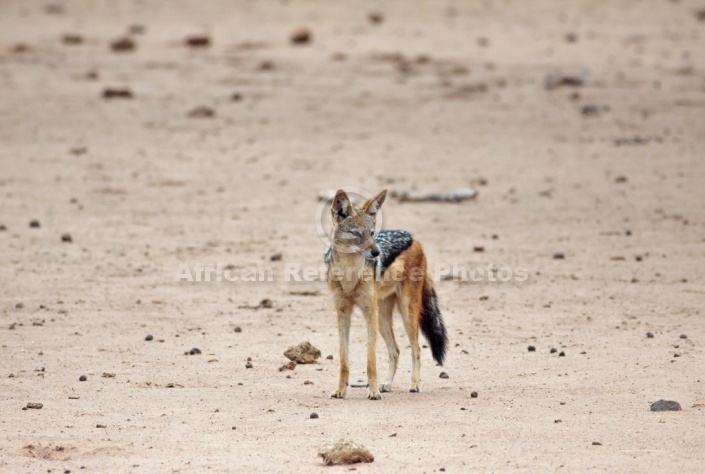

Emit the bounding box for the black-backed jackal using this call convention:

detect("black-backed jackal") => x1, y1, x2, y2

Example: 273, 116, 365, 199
324, 189, 448, 400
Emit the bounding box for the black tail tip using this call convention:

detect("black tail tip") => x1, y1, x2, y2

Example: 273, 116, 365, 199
420, 286, 448, 366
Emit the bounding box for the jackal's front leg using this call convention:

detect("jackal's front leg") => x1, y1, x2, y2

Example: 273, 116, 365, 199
330, 301, 352, 399
360, 297, 381, 400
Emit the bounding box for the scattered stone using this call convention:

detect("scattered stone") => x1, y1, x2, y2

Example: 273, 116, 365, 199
233, 326, 242, 333
304, 380, 313, 385
473, 246, 485, 252
61, 233, 72, 243
79, 375, 87, 382
270, 252, 282, 261
62, 33, 83, 45
187, 347, 202, 356
29, 219, 41, 228
96, 424, 107, 428
257, 60, 275, 71
231, 92, 243, 101
319, 439, 374, 466
614, 175, 628, 183
44, 4, 64, 14
102, 88, 133, 99
68, 396, 79, 400
310, 412, 319, 419
439, 371, 449, 379
0, 224, 6, 231
284, 341, 321, 364
279, 361, 297, 371
15, 302, 24, 309
102, 372, 115, 378
26, 402, 43, 410
326, 354, 334, 360
110, 37, 136, 52
553, 252, 565, 259
527, 345, 536, 352
592, 441, 602, 446
245, 361, 253, 369
544, 71, 588, 90
646, 332, 654, 338
471, 391, 478, 398
128, 24, 146, 35
559, 351, 566, 357
188, 106, 215, 118
145, 334, 153, 341
260, 299, 273, 308
290, 28, 312, 45
368, 11, 384, 24
185, 35, 211, 48
680, 334, 687, 339
550, 347, 557, 354
581, 104, 599, 117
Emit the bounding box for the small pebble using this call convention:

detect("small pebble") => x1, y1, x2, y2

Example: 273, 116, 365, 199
310, 412, 319, 419
550, 347, 557, 354
439, 371, 449, 379
290, 28, 312, 45
245, 362, 253, 369
61, 233, 72, 243
79, 375, 87, 382
680, 334, 687, 339
29, 219, 41, 228
234, 326, 242, 333
145, 334, 153, 341
646, 332, 654, 338
188, 347, 201, 355
185, 35, 211, 48
553, 252, 565, 259
471, 391, 478, 398
270, 252, 282, 261
559, 351, 565, 357
326, 354, 333, 360
368, 11, 384, 24
26, 402, 43, 409
110, 37, 135, 52
528, 345, 536, 352
650, 399, 681, 411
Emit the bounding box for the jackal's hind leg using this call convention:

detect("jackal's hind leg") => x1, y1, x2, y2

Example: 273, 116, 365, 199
398, 292, 422, 393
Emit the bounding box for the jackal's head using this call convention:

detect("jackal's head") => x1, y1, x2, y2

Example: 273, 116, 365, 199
330, 189, 387, 258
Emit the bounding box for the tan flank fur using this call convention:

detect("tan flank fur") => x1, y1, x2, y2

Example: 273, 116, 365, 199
325, 189, 448, 400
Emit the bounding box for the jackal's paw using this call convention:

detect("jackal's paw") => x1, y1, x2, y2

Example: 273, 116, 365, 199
330, 389, 347, 399
409, 386, 421, 393
367, 390, 382, 400
379, 383, 392, 393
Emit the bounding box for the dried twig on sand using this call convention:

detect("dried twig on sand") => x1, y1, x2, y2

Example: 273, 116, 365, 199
398, 188, 477, 203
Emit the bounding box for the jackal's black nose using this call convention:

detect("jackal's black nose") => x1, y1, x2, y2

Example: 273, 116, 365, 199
371, 248, 380, 257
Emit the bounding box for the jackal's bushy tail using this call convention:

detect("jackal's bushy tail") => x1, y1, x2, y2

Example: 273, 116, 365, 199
419, 276, 448, 366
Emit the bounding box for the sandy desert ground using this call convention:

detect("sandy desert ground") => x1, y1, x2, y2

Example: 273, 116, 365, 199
1, 0, 705, 472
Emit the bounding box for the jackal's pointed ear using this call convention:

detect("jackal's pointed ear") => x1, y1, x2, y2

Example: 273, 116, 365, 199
331, 189, 353, 222
363, 189, 387, 216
